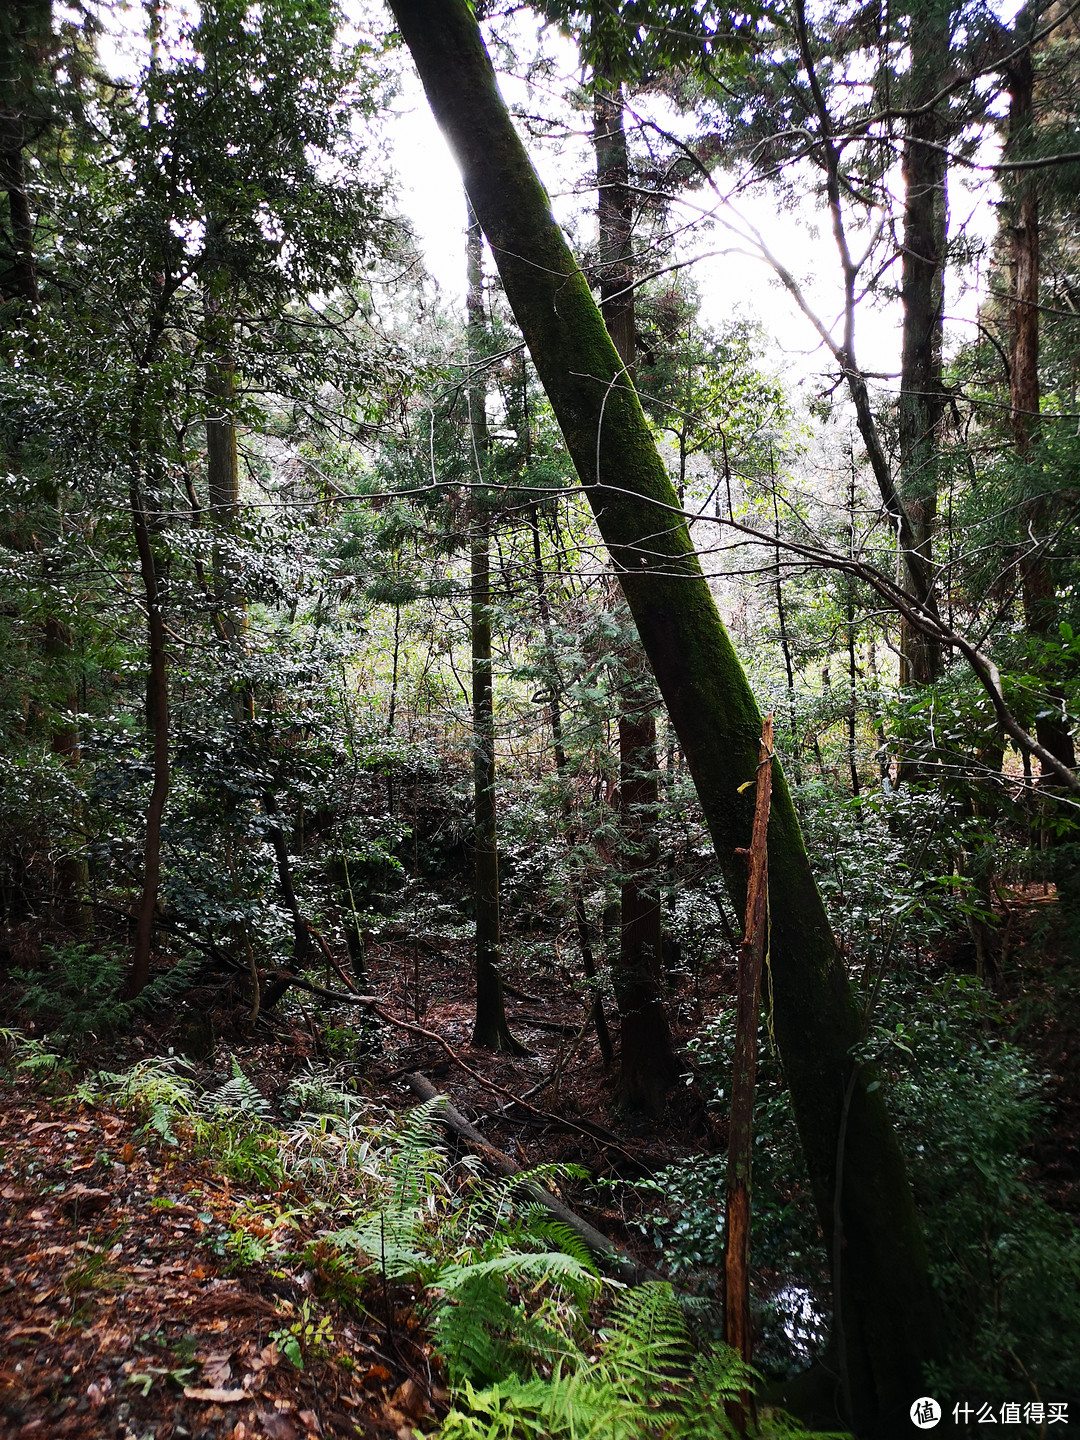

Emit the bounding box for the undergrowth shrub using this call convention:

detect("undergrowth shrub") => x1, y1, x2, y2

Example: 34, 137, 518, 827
652, 977, 1080, 1403
885, 976, 1080, 1406
12, 944, 196, 1046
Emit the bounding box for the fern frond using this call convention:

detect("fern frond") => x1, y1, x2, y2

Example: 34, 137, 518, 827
203, 1059, 271, 1120
438, 1249, 603, 1305
431, 1269, 521, 1386
441, 1366, 651, 1440
488, 1160, 590, 1207
0, 1031, 65, 1076
669, 1344, 750, 1439
99, 1055, 199, 1144
513, 1208, 602, 1275
390, 1095, 449, 1205
327, 1203, 433, 1282
599, 1282, 694, 1401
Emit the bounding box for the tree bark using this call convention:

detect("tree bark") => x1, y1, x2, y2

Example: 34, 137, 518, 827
898, 0, 949, 687
127, 465, 169, 998
724, 715, 774, 1437
263, 788, 313, 966
593, 54, 677, 1106
592, 60, 635, 376
0, 0, 49, 305
466, 203, 520, 1053
204, 217, 247, 659
124, 296, 173, 999
44, 618, 91, 934
386, 2, 942, 1428
846, 455, 861, 800
770, 455, 801, 780
616, 702, 677, 1109
529, 504, 614, 1066
1007, 25, 1075, 774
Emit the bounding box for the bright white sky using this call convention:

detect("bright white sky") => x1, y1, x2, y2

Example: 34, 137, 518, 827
89, 0, 1004, 409
391, 11, 1003, 409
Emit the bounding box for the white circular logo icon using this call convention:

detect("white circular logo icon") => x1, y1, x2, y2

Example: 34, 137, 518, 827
910, 1398, 941, 1429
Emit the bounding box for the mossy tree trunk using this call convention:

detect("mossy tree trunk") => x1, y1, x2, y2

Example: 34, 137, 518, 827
2, 0, 90, 932
0, 0, 49, 305
386, 1, 942, 1429
466, 203, 520, 1053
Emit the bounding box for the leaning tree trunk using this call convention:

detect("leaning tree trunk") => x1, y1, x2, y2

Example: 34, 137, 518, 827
466, 202, 520, 1053
386, 2, 942, 1430
593, 52, 677, 1107
898, 0, 949, 688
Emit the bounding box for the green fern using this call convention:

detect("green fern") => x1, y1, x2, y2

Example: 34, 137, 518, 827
431, 1269, 522, 1386
387, 1094, 450, 1204
599, 1281, 695, 1400
436, 1278, 763, 1440
97, 1054, 199, 1144
438, 1249, 603, 1302
203, 1059, 272, 1120
432, 1250, 603, 1388
440, 1368, 647, 1440
0, 1028, 66, 1077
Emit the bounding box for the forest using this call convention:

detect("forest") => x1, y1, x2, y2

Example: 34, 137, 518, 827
1, 0, 1079, 1436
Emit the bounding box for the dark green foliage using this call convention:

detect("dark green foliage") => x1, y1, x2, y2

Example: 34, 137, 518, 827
653, 971, 1080, 1400
888, 978, 1080, 1405
13, 944, 196, 1045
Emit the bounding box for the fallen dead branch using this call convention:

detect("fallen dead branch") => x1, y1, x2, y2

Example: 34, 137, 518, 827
402, 1071, 659, 1286
270, 973, 640, 1164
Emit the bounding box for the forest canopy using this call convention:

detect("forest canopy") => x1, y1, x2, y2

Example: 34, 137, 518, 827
1, 0, 1078, 1437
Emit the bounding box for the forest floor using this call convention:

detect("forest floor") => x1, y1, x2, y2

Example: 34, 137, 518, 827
0, 1062, 443, 1440
1, 886, 1077, 1440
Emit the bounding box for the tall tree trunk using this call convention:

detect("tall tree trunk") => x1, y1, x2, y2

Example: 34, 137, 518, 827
593, 53, 677, 1106
846, 451, 861, 800
125, 298, 172, 999
0, 0, 49, 305
724, 715, 774, 1419
204, 218, 246, 656
1007, 24, 1075, 774
530, 504, 614, 1065
616, 700, 677, 1108
898, 0, 949, 687
593, 59, 635, 374
466, 202, 519, 1053
263, 788, 313, 966
127, 461, 169, 998
387, 3, 943, 1427
45, 618, 91, 933
770, 451, 801, 780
